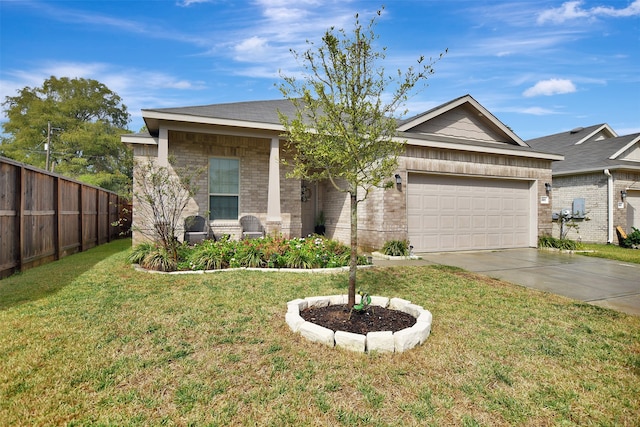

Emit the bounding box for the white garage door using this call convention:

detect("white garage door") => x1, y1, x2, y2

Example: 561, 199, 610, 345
408, 174, 531, 252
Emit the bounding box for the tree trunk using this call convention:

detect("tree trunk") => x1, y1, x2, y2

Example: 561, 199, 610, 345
348, 191, 358, 308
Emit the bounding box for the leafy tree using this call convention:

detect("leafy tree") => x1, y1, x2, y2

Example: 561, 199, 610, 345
278, 8, 445, 307
1, 76, 132, 195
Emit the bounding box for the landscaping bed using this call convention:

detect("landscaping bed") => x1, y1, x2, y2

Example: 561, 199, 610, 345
300, 304, 416, 334
129, 235, 370, 272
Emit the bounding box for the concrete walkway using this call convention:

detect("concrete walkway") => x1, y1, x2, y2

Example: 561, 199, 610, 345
373, 248, 640, 317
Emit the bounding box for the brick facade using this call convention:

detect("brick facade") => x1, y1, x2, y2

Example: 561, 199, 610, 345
131, 130, 555, 252
131, 131, 301, 244
550, 170, 640, 244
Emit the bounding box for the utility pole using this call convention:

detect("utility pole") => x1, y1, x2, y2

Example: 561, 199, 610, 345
45, 121, 51, 171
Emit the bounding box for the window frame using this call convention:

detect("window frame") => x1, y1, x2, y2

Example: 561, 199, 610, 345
208, 156, 240, 221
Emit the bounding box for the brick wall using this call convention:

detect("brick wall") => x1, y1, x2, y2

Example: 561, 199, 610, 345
551, 173, 608, 242
550, 171, 640, 244
130, 131, 301, 243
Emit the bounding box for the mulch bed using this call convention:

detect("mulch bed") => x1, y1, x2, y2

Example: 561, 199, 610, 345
299, 304, 417, 335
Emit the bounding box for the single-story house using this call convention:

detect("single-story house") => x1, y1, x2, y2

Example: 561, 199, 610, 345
122, 94, 563, 252
527, 124, 640, 244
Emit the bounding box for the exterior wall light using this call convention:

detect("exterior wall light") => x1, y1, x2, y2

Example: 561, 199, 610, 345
545, 182, 552, 193
301, 184, 311, 202
621, 190, 627, 201
395, 174, 402, 186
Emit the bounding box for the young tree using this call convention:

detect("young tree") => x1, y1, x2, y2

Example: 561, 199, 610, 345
278, 8, 446, 307
132, 159, 202, 264
1, 76, 132, 195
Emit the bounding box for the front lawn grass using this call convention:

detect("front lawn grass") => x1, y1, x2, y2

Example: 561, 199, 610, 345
579, 243, 640, 264
1, 239, 639, 426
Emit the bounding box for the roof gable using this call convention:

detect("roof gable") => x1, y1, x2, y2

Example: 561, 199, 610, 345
527, 124, 617, 151
396, 94, 526, 146
610, 134, 640, 161
574, 124, 617, 144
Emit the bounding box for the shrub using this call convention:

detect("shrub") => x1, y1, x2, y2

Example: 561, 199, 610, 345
382, 239, 409, 256
129, 234, 368, 272
538, 235, 582, 251
621, 227, 640, 248
142, 246, 177, 272
186, 240, 227, 270
128, 242, 154, 264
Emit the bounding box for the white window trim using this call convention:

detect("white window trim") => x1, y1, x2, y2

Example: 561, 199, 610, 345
209, 156, 240, 221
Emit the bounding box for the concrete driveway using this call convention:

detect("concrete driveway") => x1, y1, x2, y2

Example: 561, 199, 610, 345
374, 248, 640, 317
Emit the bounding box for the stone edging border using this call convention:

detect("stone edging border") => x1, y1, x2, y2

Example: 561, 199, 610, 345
286, 295, 432, 353
371, 251, 423, 260
132, 264, 376, 275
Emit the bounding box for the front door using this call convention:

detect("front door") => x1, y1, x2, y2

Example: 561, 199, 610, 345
301, 180, 316, 236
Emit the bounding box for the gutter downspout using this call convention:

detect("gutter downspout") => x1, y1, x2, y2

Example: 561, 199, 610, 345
604, 169, 613, 243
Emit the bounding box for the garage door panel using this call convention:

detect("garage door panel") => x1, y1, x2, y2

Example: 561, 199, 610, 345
408, 174, 531, 252
441, 195, 456, 210
457, 215, 471, 229
458, 196, 471, 210
441, 216, 455, 231
473, 197, 486, 210
502, 216, 515, 228
471, 234, 487, 247
487, 215, 501, 229
473, 216, 486, 228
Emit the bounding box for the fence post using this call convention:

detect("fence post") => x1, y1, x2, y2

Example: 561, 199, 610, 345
54, 175, 61, 260
17, 165, 25, 272
96, 188, 101, 246
79, 184, 84, 252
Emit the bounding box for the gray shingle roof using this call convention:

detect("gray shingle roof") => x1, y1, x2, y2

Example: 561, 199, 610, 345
527, 125, 640, 174
143, 99, 298, 126
526, 124, 606, 152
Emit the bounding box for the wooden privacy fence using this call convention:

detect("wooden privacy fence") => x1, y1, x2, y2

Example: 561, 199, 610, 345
0, 157, 131, 278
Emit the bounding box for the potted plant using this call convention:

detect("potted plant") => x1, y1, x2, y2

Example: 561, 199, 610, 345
314, 211, 326, 236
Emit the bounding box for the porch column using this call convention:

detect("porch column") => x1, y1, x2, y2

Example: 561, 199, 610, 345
266, 137, 282, 232
158, 128, 169, 166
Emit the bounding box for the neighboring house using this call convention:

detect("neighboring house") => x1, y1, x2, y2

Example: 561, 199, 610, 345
527, 124, 640, 244
122, 94, 562, 252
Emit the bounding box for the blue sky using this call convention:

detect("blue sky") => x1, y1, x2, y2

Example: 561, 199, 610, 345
1, 0, 639, 140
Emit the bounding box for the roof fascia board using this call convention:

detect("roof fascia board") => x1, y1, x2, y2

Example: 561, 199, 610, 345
554, 165, 640, 176
161, 122, 281, 140
575, 124, 618, 145
609, 135, 640, 159
396, 136, 564, 161
396, 95, 527, 147
122, 134, 158, 145
142, 110, 285, 132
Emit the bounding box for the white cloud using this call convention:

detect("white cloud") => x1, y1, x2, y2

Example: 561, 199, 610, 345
537, 0, 640, 24
523, 79, 576, 97
177, 0, 214, 6
517, 106, 559, 115
234, 36, 270, 59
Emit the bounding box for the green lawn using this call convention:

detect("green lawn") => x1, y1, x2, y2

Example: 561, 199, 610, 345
1, 239, 639, 426
578, 243, 640, 264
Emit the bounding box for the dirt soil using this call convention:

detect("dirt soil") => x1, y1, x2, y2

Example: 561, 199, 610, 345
300, 304, 417, 335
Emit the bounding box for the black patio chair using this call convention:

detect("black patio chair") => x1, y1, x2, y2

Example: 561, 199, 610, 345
184, 215, 209, 244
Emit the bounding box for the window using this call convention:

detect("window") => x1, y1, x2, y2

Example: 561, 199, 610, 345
209, 158, 239, 220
